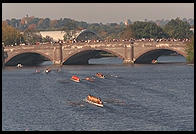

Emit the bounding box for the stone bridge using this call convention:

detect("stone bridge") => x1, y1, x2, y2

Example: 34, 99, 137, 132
2, 41, 188, 66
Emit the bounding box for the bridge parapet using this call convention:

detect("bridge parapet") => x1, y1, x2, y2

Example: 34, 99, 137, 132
134, 41, 187, 47
4, 41, 187, 49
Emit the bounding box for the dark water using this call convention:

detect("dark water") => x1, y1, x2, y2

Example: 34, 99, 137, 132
2, 56, 194, 131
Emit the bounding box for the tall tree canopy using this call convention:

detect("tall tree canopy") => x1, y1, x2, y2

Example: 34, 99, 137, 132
163, 18, 193, 39
120, 21, 169, 39
185, 36, 194, 63
131, 21, 169, 39
2, 21, 21, 45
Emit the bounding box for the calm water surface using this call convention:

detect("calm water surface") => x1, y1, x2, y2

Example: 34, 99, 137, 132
2, 56, 194, 131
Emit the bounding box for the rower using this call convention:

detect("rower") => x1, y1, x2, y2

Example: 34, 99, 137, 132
35, 69, 40, 73
45, 68, 50, 73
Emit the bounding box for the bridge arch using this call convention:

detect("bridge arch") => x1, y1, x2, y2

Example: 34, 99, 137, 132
134, 48, 187, 63
62, 48, 124, 64
75, 29, 102, 42
5, 51, 53, 65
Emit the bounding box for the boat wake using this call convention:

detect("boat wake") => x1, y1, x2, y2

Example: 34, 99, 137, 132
67, 101, 85, 107
103, 98, 126, 105
57, 79, 70, 84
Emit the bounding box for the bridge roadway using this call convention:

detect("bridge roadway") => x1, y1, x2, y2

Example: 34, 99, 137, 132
3, 41, 188, 66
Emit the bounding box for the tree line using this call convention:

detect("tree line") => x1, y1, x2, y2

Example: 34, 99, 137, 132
185, 36, 194, 63
120, 18, 193, 39
2, 17, 194, 46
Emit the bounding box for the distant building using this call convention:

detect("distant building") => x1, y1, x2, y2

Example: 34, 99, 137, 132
35, 29, 101, 42
74, 29, 102, 42
37, 31, 66, 41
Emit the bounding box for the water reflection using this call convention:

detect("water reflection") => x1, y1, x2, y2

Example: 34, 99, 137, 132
3, 55, 186, 71
157, 55, 186, 63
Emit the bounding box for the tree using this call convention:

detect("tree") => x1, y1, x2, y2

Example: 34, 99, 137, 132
163, 18, 193, 39
50, 19, 58, 28
42, 36, 54, 43
185, 36, 194, 63
132, 21, 169, 39
120, 21, 168, 39
23, 31, 43, 44
27, 24, 37, 31
2, 21, 21, 45
120, 24, 134, 39
127, 19, 132, 25
63, 32, 73, 41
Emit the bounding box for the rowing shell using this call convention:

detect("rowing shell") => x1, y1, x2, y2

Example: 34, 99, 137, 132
70, 78, 80, 83
84, 98, 103, 107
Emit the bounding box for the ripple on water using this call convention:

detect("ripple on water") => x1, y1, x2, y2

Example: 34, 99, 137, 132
2, 61, 194, 131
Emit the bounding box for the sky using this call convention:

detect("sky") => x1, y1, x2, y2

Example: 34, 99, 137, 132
2, 3, 194, 24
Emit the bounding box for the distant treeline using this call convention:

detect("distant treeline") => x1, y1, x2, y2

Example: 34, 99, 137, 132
4, 16, 126, 39
2, 16, 194, 45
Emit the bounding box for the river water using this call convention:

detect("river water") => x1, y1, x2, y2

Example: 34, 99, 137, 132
2, 56, 194, 131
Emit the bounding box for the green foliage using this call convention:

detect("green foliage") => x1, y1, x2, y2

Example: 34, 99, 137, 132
63, 32, 73, 41
120, 25, 134, 39
131, 21, 169, 39
3, 16, 194, 44
23, 32, 43, 44
3, 17, 126, 40
185, 36, 194, 63
120, 21, 169, 39
163, 18, 193, 39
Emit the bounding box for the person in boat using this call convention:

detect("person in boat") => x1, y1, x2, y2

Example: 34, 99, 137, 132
152, 59, 157, 64
17, 64, 23, 68
87, 94, 103, 104
35, 69, 40, 73
96, 72, 105, 78
71, 75, 80, 82
85, 77, 94, 81
45, 68, 50, 73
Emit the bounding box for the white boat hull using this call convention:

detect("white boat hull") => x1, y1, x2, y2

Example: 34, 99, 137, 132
84, 98, 103, 107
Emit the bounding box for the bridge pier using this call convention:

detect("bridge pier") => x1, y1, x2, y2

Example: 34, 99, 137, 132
123, 59, 134, 64
53, 43, 63, 65
2, 46, 8, 67
123, 44, 135, 64
2, 46, 5, 67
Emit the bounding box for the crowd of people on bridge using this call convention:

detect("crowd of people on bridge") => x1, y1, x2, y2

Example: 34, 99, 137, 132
60, 37, 190, 44
57, 38, 190, 45
4, 37, 190, 47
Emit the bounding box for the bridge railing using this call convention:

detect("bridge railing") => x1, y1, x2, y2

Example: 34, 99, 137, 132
4, 40, 189, 49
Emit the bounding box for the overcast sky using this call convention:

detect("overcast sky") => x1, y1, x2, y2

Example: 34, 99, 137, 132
2, 3, 194, 24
